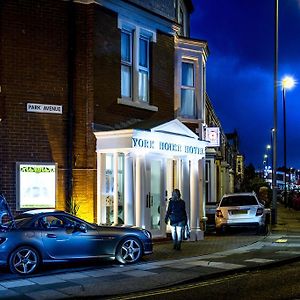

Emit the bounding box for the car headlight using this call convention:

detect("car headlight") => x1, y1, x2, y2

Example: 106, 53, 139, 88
0, 237, 6, 245
142, 229, 151, 239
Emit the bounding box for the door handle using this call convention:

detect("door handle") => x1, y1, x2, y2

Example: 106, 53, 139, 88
46, 233, 57, 238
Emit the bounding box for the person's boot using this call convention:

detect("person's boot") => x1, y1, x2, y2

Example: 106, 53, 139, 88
176, 242, 181, 250
173, 242, 177, 250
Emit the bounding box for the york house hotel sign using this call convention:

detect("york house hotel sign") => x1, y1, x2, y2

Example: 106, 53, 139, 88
132, 130, 205, 158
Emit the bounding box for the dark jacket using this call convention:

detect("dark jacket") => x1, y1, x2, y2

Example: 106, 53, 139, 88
165, 199, 187, 226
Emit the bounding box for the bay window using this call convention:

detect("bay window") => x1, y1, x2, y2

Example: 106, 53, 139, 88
181, 61, 196, 118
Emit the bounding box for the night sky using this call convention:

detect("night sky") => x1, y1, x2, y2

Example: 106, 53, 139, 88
190, 0, 300, 170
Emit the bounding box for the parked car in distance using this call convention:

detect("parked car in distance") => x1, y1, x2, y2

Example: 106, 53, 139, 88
215, 192, 266, 234
0, 196, 153, 275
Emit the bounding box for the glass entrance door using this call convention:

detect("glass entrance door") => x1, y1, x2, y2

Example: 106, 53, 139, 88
148, 159, 164, 237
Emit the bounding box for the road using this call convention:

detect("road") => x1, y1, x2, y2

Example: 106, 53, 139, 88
108, 260, 300, 300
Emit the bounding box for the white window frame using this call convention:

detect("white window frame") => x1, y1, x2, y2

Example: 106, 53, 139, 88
118, 18, 158, 112
121, 29, 133, 99
180, 60, 196, 119
174, 40, 207, 123
138, 35, 150, 103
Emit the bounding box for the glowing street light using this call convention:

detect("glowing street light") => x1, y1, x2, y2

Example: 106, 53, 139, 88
282, 75, 296, 207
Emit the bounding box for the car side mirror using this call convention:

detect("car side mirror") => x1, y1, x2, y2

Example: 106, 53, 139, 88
75, 223, 87, 233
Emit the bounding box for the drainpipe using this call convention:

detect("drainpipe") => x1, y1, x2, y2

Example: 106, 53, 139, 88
66, 0, 76, 209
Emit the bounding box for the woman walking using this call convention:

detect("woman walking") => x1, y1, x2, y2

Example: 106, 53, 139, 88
165, 189, 187, 250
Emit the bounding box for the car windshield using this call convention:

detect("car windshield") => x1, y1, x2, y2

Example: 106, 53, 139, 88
220, 195, 258, 207
0, 216, 30, 230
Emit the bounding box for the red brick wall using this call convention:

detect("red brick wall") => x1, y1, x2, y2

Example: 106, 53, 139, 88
93, 6, 175, 128
0, 0, 69, 212
0, 0, 97, 219
0, 0, 175, 222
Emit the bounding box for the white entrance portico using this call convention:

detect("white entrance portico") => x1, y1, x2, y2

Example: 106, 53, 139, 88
94, 119, 207, 240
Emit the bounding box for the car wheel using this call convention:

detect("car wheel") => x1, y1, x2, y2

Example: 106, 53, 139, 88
9, 246, 40, 275
115, 237, 142, 264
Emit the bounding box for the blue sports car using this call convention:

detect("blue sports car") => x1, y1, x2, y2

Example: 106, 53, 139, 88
0, 196, 153, 275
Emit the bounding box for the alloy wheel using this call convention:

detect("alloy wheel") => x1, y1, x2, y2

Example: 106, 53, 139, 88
9, 246, 39, 274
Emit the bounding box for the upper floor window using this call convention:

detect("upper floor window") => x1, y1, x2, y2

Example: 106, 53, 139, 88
121, 30, 132, 98
118, 18, 157, 111
181, 62, 196, 118
121, 31, 150, 102
175, 37, 208, 123
138, 36, 150, 102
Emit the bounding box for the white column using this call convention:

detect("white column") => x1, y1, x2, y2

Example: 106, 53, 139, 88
97, 153, 107, 224
96, 152, 102, 224
210, 159, 217, 203
135, 156, 143, 227
124, 152, 134, 225
113, 152, 119, 225
199, 158, 207, 231
181, 158, 190, 220
166, 159, 173, 199
189, 158, 203, 241
177, 159, 182, 191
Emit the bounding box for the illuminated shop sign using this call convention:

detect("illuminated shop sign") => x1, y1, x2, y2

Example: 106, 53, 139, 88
132, 131, 205, 158
16, 163, 56, 209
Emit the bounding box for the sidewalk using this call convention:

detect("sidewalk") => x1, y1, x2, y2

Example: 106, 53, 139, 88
0, 203, 300, 300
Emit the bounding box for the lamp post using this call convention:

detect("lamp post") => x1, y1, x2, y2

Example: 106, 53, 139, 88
272, 0, 278, 225
282, 76, 295, 207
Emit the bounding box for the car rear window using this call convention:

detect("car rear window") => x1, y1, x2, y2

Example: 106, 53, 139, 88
220, 195, 258, 207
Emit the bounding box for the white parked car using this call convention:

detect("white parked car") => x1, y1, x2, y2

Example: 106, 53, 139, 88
215, 192, 266, 234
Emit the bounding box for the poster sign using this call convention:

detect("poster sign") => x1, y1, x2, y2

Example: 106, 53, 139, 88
16, 163, 56, 209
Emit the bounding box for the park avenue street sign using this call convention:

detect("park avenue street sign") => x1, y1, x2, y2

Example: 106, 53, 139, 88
27, 103, 63, 114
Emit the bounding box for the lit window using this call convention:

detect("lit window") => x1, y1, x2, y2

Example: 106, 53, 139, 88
120, 29, 151, 104
138, 36, 149, 102
181, 62, 196, 118
121, 30, 132, 98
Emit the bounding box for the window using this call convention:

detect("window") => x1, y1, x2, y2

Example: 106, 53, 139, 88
138, 36, 149, 102
121, 30, 132, 98
121, 30, 150, 103
118, 20, 157, 111
181, 62, 196, 118
205, 160, 210, 203
103, 153, 124, 225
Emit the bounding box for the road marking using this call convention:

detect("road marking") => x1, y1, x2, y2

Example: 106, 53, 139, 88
245, 258, 274, 263
276, 250, 300, 255
274, 239, 288, 243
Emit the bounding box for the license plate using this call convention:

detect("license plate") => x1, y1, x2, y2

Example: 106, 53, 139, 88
230, 209, 248, 215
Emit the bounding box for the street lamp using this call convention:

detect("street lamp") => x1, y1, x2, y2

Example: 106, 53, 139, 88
263, 154, 268, 178
272, 0, 278, 225
282, 75, 295, 207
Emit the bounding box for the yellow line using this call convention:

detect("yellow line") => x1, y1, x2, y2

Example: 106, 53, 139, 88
108, 273, 249, 300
